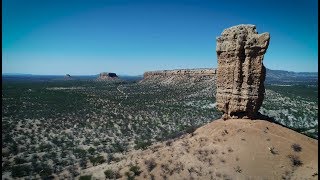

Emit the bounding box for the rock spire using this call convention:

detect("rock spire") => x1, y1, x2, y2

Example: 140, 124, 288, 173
215, 24, 270, 119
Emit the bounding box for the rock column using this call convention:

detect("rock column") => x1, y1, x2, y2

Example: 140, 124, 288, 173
216, 24, 270, 119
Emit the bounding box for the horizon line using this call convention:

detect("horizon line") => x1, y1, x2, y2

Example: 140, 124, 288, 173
2, 67, 319, 76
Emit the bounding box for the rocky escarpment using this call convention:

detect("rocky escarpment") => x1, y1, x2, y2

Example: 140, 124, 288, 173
97, 72, 119, 81
140, 68, 216, 85
216, 24, 270, 119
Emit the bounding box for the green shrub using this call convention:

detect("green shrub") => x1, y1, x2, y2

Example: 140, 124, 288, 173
107, 154, 120, 163
74, 148, 87, 159
104, 169, 121, 179
79, 175, 92, 180
104, 169, 114, 179
14, 157, 27, 164
39, 163, 53, 178
125, 171, 135, 180
11, 164, 32, 178
288, 155, 303, 167
185, 125, 198, 134
291, 143, 302, 152
79, 158, 88, 169
112, 142, 127, 152
88, 147, 95, 155
89, 155, 106, 166
129, 165, 142, 176
144, 159, 157, 172
134, 140, 152, 150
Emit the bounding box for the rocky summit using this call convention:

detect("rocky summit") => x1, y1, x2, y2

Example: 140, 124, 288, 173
216, 24, 270, 119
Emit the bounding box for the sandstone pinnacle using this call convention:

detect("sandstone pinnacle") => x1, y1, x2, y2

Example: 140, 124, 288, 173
216, 24, 270, 119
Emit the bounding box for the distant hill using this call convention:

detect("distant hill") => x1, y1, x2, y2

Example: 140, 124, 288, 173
2, 75, 66, 82
265, 68, 318, 85
117, 75, 143, 82
2, 73, 143, 82
2, 73, 33, 76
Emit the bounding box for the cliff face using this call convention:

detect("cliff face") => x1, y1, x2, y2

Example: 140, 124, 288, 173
140, 68, 217, 85
143, 68, 216, 78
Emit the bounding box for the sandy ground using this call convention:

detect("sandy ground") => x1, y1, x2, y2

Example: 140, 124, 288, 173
77, 119, 318, 180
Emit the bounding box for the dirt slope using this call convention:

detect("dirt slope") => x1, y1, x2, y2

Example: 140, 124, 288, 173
78, 119, 318, 180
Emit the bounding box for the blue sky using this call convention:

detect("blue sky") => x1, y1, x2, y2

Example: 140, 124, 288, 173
2, 0, 318, 75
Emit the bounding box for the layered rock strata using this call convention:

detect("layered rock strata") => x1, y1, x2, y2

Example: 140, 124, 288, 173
141, 68, 216, 84
216, 24, 270, 119
143, 68, 216, 78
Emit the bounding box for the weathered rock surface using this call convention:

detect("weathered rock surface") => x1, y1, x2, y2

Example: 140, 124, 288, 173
141, 68, 216, 85
97, 72, 119, 81
216, 24, 270, 119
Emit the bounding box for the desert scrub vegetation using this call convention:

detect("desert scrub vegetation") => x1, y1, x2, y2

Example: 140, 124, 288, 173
291, 143, 302, 152
104, 169, 122, 179
2, 79, 220, 178
260, 85, 318, 139
287, 155, 303, 167
89, 155, 106, 166
134, 140, 152, 150
129, 165, 142, 176
144, 158, 157, 172
125, 165, 142, 180
79, 175, 92, 180
2, 77, 317, 178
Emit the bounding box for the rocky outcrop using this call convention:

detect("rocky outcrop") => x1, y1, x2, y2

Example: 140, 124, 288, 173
97, 72, 119, 81
216, 24, 270, 119
141, 68, 216, 85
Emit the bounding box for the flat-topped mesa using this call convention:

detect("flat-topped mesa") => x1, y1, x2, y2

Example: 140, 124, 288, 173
64, 74, 73, 80
216, 24, 270, 119
143, 68, 216, 79
97, 72, 118, 80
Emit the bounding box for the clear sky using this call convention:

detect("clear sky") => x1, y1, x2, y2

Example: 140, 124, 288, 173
2, 0, 318, 75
